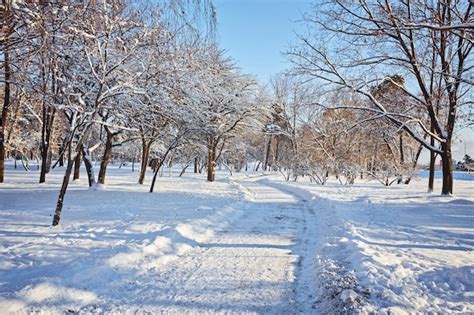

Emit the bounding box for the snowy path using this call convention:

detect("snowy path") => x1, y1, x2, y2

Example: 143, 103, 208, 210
3, 166, 472, 313
103, 178, 318, 313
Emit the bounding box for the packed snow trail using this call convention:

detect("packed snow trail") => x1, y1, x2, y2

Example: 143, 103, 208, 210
100, 177, 319, 313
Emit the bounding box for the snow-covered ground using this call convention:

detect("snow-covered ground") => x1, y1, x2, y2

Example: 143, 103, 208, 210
279, 176, 474, 314
0, 162, 473, 314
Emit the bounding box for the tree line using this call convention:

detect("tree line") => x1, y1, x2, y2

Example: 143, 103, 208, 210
1, 0, 472, 226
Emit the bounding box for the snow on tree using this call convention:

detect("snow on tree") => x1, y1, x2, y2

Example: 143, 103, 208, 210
288, 0, 473, 194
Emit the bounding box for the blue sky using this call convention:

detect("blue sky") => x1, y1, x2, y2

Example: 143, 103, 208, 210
215, 0, 312, 83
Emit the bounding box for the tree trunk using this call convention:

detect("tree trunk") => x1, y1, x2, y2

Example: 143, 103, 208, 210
97, 130, 113, 185
73, 147, 82, 180
194, 157, 198, 173
440, 141, 453, 195
404, 144, 423, 185
39, 109, 56, 183
179, 161, 191, 177
138, 140, 151, 185
428, 134, 436, 192
149, 147, 174, 193
207, 138, 217, 182
81, 145, 95, 187
52, 143, 74, 226
263, 136, 272, 171
0, 43, 11, 184
397, 134, 404, 184
255, 160, 261, 172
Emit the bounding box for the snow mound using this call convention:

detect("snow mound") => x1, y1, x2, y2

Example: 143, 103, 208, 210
20, 283, 98, 304
176, 223, 214, 243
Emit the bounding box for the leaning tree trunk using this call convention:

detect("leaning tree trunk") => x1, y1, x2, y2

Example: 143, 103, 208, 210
149, 146, 175, 193
404, 144, 423, 185
73, 147, 82, 180
52, 143, 74, 226
52, 119, 95, 226
207, 138, 217, 182
97, 130, 113, 185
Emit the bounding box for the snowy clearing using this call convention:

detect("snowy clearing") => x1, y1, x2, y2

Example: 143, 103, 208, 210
0, 163, 473, 314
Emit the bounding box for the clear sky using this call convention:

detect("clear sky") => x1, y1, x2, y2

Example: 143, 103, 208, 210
214, 0, 312, 83
214, 0, 473, 163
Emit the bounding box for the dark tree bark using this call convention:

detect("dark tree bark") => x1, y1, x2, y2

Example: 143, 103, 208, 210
194, 157, 199, 173
81, 144, 95, 187
207, 137, 217, 182
73, 147, 82, 180
39, 109, 56, 183
255, 160, 261, 172
428, 125, 436, 192
263, 136, 272, 171
150, 147, 175, 192
97, 128, 114, 185
52, 143, 74, 226
138, 138, 152, 185
440, 141, 453, 195
397, 133, 405, 184
0, 39, 11, 184
179, 161, 191, 177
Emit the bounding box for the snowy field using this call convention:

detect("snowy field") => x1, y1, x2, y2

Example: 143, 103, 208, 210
0, 162, 473, 314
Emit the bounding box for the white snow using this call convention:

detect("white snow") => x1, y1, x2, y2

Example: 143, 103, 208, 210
280, 176, 474, 314
0, 161, 473, 313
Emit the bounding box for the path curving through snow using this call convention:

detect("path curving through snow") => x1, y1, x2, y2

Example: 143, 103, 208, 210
112, 177, 320, 313
0, 169, 321, 314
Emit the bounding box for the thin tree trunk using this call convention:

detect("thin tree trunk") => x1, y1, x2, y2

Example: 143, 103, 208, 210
255, 160, 261, 172
207, 138, 217, 182
274, 137, 280, 166
73, 147, 82, 180
194, 157, 198, 173
97, 130, 113, 185
0, 42, 11, 184
428, 131, 436, 192
263, 136, 272, 171
52, 143, 74, 226
81, 144, 95, 187
397, 133, 404, 184
404, 144, 423, 185
149, 147, 174, 193
39, 104, 56, 182
179, 161, 191, 177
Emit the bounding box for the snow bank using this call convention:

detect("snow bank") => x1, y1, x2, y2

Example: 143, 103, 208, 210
281, 177, 474, 314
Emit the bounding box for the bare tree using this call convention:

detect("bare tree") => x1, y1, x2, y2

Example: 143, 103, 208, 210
289, 0, 473, 194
